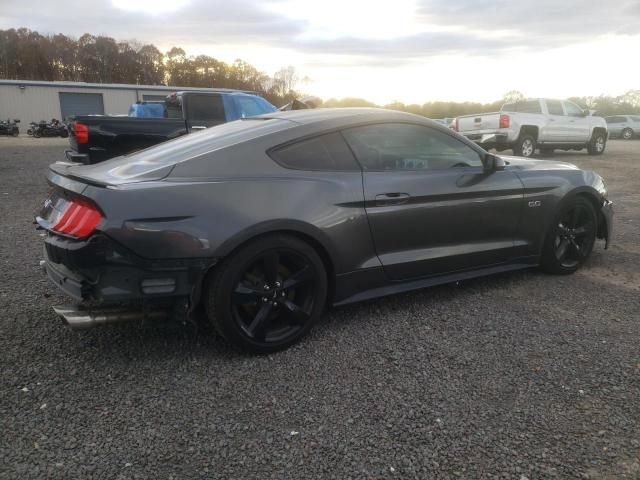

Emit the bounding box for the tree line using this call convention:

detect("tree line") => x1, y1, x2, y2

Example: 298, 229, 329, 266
324, 90, 640, 118
1, 27, 638, 116
0, 28, 300, 105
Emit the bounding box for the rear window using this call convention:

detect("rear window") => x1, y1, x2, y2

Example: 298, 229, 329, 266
77, 118, 290, 185
502, 101, 541, 113
269, 132, 361, 171
188, 94, 225, 122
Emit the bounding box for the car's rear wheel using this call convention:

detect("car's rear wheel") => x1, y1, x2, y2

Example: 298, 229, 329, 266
587, 131, 606, 155
541, 197, 597, 274
622, 128, 633, 140
205, 234, 327, 353
513, 134, 536, 157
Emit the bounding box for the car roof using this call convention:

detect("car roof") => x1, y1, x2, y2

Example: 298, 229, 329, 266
255, 107, 429, 126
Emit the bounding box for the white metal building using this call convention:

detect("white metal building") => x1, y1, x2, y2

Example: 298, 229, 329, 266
0, 79, 234, 123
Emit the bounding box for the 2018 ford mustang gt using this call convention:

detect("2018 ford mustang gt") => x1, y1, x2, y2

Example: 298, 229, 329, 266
37, 108, 613, 352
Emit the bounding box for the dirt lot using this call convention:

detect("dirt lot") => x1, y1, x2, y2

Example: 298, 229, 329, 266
0, 136, 639, 479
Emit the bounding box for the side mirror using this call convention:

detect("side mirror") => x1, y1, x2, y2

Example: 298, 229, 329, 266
483, 153, 506, 172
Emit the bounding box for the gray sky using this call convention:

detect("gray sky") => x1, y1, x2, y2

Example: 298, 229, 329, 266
1, 0, 638, 103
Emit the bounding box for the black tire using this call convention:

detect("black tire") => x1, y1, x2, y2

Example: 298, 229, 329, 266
60, 130, 69, 138
541, 196, 597, 275
587, 130, 606, 155
205, 234, 327, 353
621, 128, 633, 140
33, 130, 41, 138
513, 134, 536, 157
11, 130, 19, 137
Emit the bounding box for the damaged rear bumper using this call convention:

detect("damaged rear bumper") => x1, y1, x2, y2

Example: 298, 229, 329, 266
42, 232, 214, 307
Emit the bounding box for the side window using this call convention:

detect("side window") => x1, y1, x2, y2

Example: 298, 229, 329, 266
236, 96, 272, 118
606, 116, 622, 124
342, 123, 483, 171
516, 100, 542, 113
269, 132, 360, 171
630, 116, 640, 122
564, 101, 584, 117
187, 94, 225, 122
546, 100, 564, 116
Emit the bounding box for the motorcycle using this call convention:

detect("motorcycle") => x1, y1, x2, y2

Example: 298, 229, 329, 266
27, 121, 38, 136
0, 118, 20, 137
32, 119, 68, 138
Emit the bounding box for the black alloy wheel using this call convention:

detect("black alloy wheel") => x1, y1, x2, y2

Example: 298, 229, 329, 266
206, 234, 327, 353
541, 197, 597, 274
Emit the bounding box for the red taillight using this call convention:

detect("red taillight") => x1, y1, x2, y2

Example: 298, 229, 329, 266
52, 199, 102, 238
499, 114, 510, 129
74, 122, 89, 144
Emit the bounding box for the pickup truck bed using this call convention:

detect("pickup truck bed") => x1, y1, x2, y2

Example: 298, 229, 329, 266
68, 117, 186, 163
67, 90, 277, 164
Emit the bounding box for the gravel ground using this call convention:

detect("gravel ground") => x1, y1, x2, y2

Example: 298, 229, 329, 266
1, 137, 639, 479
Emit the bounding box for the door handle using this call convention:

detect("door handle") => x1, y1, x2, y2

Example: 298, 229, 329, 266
375, 193, 410, 206
191, 125, 207, 130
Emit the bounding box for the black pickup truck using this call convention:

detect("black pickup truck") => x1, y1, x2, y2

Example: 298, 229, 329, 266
66, 90, 277, 164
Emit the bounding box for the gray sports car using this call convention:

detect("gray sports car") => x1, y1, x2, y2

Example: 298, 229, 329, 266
38, 108, 613, 352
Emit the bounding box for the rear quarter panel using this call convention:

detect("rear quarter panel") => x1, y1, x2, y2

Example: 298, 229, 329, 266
80, 127, 378, 275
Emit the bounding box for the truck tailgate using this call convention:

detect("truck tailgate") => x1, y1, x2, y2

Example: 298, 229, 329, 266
457, 113, 501, 133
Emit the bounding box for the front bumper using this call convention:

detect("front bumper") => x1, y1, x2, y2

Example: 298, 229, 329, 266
600, 199, 614, 249
42, 233, 210, 306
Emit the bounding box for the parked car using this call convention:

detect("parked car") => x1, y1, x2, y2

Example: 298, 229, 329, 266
454, 98, 608, 157
605, 115, 640, 140
32, 119, 69, 138
38, 108, 613, 353
66, 90, 278, 164
0, 118, 20, 136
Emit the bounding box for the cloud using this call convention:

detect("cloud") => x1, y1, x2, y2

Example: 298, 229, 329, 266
0, 0, 638, 69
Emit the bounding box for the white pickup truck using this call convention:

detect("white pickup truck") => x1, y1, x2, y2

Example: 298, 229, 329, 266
454, 98, 608, 157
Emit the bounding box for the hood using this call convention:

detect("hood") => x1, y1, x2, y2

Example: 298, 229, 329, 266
499, 155, 580, 171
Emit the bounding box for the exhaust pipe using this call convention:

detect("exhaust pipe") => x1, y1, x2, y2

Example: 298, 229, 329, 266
53, 306, 168, 330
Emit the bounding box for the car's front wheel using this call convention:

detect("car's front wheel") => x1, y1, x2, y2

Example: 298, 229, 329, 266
541, 197, 597, 274
205, 234, 327, 353
622, 128, 634, 140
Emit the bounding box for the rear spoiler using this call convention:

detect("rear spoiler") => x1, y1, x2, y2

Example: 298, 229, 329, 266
279, 96, 322, 111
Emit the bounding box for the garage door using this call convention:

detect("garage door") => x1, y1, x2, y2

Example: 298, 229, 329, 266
59, 92, 105, 120
142, 94, 168, 101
